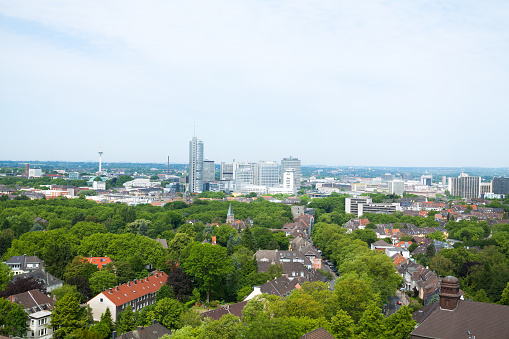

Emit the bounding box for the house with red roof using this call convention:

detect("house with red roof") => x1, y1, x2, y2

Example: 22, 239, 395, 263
87, 271, 167, 321
86, 257, 112, 270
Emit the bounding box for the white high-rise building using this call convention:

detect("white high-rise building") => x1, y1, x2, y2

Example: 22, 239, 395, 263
256, 161, 280, 188
281, 156, 301, 190
282, 169, 297, 194
448, 173, 481, 199
188, 136, 204, 193
388, 180, 405, 196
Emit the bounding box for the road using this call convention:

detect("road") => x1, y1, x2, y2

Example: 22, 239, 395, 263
387, 290, 408, 316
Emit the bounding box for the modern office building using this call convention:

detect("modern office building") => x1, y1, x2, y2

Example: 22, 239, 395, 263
493, 177, 509, 195
382, 173, 395, 182
346, 196, 401, 217
421, 175, 433, 186
388, 180, 405, 196
281, 156, 301, 190
203, 160, 215, 183
256, 161, 280, 188
282, 168, 297, 194
235, 166, 255, 191
220, 162, 235, 181
69, 172, 80, 180
188, 136, 204, 193
448, 173, 481, 199
480, 181, 492, 195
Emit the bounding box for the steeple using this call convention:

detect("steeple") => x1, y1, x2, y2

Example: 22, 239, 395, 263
226, 203, 234, 223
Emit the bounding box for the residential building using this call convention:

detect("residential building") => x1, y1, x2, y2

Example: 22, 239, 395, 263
256, 161, 280, 188
201, 301, 248, 321
411, 276, 509, 339
281, 156, 301, 190
87, 271, 167, 321
493, 177, 509, 195
117, 322, 172, 339
203, 160, 215, 183
4, 255, 44, 276
188, 136, 204, 193
86, 257, 112, 270
388, 180, 404, 196
448, 173, 481, 199
14, 269, 63, 293
7, 289, 54, 339
346, 197, 401, 217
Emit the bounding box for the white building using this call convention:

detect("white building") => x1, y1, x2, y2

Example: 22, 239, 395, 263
123, 178, 152, 188
256, 161, 280, 188
87, 271, 167, 322
188, 136, 204, 193
388, 180, 405, 196
28, 168, 43, 178
93, 181, 106, 190
281, 156, 301, 190
448, 173, 481, 199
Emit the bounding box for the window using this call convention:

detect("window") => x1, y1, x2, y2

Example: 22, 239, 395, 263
100, 298, 103, 303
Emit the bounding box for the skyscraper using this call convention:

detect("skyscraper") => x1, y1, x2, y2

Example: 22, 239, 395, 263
448, 173, 481, 199
493, 177, 509, 195
188, 136, 204, 193
203, 160, 215, 182
281, 156, 301, 190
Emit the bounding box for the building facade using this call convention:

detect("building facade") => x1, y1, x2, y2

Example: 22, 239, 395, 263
256, 161, 280, 188
389, 180, 405, 196
188, 136, 204, 193
281, 157, 301, 190
203, 160, 215, 183
493, 177, 509, 195
87, 271, 167, 322
448, 173, 481, 199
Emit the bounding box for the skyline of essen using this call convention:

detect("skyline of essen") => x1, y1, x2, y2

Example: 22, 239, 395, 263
1, 1, 509, 167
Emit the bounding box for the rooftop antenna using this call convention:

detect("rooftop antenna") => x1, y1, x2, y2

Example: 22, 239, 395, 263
167, 156, 170, 175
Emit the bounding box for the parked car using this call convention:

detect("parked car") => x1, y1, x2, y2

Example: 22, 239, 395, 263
397, 301, 402, 305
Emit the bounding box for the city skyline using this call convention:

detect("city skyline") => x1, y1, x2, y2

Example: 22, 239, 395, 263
1, 1, 509, 167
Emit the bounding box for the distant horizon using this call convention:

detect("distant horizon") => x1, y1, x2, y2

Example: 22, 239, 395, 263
1, 159, 508, 171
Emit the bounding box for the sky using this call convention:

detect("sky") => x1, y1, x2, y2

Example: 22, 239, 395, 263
1, 1, 509, 167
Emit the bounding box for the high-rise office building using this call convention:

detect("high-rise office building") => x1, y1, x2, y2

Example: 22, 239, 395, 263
493, 177, 509, 195
448, 173, 481, 199
388, 180, 405, 196
281, 156, 301, 190
256, 161, 280, 188
220, 162, 235, 181
203, 160, 215, 183
421, 175, 433, 186
188, 136, 204, 193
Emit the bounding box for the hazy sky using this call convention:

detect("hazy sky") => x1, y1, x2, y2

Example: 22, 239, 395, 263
1, 1, 508, 167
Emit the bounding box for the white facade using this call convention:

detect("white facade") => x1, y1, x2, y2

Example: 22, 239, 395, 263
448, 173, 481, 199
388, 180, 405, 196
27, 311, 52, 339
28, 168, 43, 178
123, 178, 151, 188
93, 181, 106, 190
282, 169, 297, 194
256, 161, 280, 188
281, 157, 301, 190
188, 136, 204, 193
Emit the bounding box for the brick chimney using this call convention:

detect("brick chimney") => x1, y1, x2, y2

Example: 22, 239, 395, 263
440, 276, 461, 310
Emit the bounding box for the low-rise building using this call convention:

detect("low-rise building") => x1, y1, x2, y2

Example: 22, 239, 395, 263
87, 271, 167, 322
7, 289, 54, 339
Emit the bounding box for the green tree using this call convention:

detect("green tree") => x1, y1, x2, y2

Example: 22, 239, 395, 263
355, 301, 385, 339
200, 313, 241, 339
117, 305, 136, 334
64, 256, 99, 281
89, 270, 117, 295
156, 284, 175, 302
498, 282, 509, 305
383, 306, 416, 339
153, 297, 184, 330
0, 262, 13, 291
51, 292, 88, 338
334, 274, 375, 322
0, 298, 28, 337
183, 243, 233, 302
329, 310, 355, 339
89, 308, 114, 339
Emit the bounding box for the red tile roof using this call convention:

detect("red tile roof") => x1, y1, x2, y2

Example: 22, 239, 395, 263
101, 271, 167, 306
86, 257, 112, 269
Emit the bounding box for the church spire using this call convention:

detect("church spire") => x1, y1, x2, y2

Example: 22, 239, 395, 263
227, 203, 234, 223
